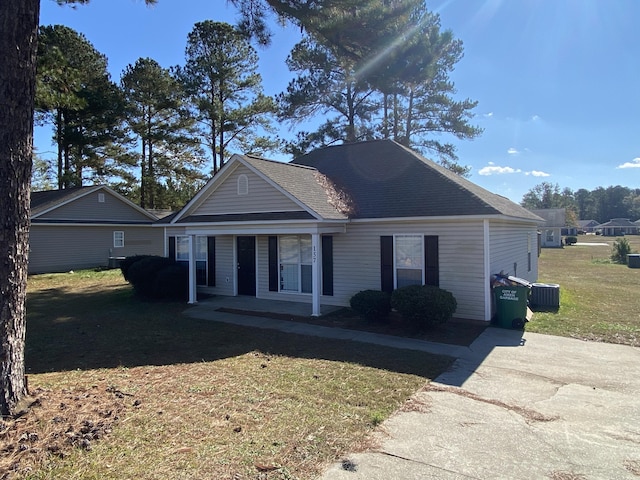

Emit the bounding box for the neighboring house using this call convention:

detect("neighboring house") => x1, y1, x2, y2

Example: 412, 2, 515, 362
597, 218, 640, 236
578, 219, 599, 234
160, 140, 541, 322
30, 185, 163, 274
529, 208, 566, 248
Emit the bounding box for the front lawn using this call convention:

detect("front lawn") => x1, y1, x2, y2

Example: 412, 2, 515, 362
0, 270, 451, 479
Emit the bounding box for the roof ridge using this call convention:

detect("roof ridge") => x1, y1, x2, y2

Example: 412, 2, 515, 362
244, 154, 317, 171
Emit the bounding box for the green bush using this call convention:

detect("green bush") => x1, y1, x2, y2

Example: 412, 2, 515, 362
391, 285, 457, 330
611, 237, 633, 264
126, 256, 183, 299
564, 236, 578, 246
120, 255, 153, 281
349, 290, 391, 322
153, 263, 189, 301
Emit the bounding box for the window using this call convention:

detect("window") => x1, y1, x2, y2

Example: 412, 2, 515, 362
279, 235, 312, 293
113, 231, 124, 248
98, 193, 105, 203
175, 236, 208, 285
237, 174, 248, 195
546, 229, 554, 243
395, 235, 423, 288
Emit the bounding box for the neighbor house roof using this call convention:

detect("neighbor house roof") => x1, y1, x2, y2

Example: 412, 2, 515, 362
31, 185, 158, 222
292, 140, 541, 221
598, 218, 638, 228
529, 208, 567, 227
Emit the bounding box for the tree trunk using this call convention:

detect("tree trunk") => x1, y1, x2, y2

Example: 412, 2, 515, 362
0, 0, 39, 416
56, 109, 63, 189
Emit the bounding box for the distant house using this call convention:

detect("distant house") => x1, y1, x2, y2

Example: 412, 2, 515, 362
597, 218, 640, 236
160, 140, 542, 322
30, 185, 163, 274
578, 219, 599, 234
529, 208, 567, 248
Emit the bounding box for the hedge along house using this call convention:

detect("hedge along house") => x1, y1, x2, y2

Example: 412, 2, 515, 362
161, 140, 542, 321
30, 185, 163, 274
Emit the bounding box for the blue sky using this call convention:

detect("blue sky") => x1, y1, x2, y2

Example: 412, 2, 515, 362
37, 0, 640, 203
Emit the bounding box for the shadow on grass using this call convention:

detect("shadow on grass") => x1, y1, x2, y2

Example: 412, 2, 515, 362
26, 286, 452, 379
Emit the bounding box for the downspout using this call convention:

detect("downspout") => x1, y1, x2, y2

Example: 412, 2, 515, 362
483, 219, 492, 321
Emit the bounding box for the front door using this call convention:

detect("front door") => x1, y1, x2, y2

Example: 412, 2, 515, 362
237, 236, 256, 296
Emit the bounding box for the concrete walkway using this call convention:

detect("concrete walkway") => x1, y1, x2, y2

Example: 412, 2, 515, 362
184, 297, 468, 358
184, 298, 640, 479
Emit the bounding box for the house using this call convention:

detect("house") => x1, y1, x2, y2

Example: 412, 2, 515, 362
578, 219, 599, 234
529, 208, 567, 248
597, 218, 640, 236
30, 185, 164, 274
160, 140, 542, 322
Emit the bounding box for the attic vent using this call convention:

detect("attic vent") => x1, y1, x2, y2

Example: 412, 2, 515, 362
98, 193, 105, 203
237, 174, 248, 195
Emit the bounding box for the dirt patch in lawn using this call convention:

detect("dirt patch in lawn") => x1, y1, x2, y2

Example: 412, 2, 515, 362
217, 308, 487, 347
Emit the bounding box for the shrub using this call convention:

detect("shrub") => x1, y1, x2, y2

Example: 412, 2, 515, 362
349, 290, 391, 322
391, 285, 457, 330
153, 263, 189, 301
611, 237, 633, 264
126, 256, 180, 298
120, 255, 153, 281
564, 236, 577, 246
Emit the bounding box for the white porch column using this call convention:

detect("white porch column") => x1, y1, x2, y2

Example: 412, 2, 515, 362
483, 219, 491, 321
188, 234, 198, 304
311, 233, 321, 316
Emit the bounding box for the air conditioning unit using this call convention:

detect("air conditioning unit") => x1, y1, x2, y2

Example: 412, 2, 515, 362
530, 283, 560, 309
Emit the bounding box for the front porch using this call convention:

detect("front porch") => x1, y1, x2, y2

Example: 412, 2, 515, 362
194, 294, 344, 318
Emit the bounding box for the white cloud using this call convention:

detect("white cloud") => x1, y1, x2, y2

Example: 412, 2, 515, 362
617, 157, 640, 169
527, 170, 551, 177
483, 112, 494, 118
507, 147, 519, 155
478, 165, 522, 176
531, 114, 541, 122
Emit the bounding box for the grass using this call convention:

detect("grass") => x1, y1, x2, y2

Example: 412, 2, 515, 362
2, 269, 452, 480
526, 235, 640, 346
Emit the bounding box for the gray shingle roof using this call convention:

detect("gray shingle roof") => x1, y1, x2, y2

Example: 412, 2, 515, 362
31, 186, 100, 216
243, 155, 350, 220
292, 140, 541, 221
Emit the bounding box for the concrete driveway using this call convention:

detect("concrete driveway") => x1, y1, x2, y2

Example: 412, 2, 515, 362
319, 328, 640, 479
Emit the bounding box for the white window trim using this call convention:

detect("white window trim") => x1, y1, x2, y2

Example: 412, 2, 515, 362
393, 234, 424, 288
176, 235, 208, 285
113, 231, 124, 248
278, 235, 312, 295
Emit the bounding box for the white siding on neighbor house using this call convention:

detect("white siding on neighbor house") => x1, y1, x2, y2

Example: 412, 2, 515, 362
37, 190, 152, 222
29, 225, 163, 274
489, 221, 539, 283
195, 165, 304, 215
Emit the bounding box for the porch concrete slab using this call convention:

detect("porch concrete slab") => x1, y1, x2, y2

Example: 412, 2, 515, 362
194, 295, 343, 317
318, 328, 640, 480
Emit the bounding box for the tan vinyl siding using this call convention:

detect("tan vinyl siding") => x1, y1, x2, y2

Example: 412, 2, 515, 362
330, 220, 487, 320
195, 165, 303, 215
212, 236, 235, 296
29, 225, 163, 274
37, 190, 152, 222
252, 220, 488, 320
489, 221, 538, 283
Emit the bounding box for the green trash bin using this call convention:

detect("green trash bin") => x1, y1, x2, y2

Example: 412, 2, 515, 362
494, 286, 529, 329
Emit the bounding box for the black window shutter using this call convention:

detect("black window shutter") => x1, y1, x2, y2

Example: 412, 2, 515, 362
380, 236, 394, 293
207, 236, 216, 286
322, 235, 333, 296
424, 235, 439, 286
168, 236, 176, 259
268, 236, 278, 292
